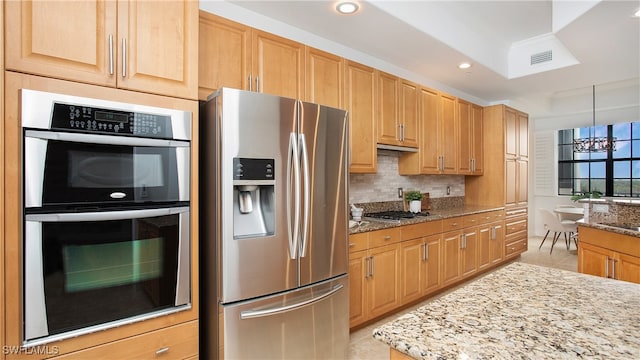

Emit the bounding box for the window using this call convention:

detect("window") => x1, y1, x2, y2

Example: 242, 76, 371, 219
558, 122, 640, 197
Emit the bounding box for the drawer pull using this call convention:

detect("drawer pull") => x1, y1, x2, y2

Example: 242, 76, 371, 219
383, 236, 391, 240
156, 347, 170, 355
450, 223, 458, 227
349, 243, 355, 247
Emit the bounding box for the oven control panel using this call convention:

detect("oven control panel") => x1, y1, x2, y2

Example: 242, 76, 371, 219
51, 103, 173, 138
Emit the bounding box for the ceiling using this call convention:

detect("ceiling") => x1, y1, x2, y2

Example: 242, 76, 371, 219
203, 0, 640, 121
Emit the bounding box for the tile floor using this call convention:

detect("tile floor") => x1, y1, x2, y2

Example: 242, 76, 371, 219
347, 235, 579, 359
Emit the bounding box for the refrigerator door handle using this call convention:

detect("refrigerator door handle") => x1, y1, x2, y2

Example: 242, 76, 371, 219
299, 133, 310, 257
287, 132, 301, 260
239, 284, 344, 320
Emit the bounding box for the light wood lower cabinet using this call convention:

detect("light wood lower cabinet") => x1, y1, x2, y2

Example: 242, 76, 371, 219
578, 226, 640, 284
349, 211, 510, 329
50, 320, 198, 359
348, 229, 401, 328
400, 234, 442, 305
441, 230, 462, 287
504, 208, 528, 259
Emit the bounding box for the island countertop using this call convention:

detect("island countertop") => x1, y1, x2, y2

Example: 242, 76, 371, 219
373, 262, 640, 359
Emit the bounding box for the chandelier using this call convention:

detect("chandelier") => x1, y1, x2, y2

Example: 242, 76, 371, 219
573, 85, 616, 153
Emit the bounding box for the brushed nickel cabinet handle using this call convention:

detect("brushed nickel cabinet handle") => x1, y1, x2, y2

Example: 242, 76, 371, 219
121, 38, 127, 78
108, 34, 114, 75
155, 347, 170, 355
349, 243, 355, 247
384, 235, 392, 240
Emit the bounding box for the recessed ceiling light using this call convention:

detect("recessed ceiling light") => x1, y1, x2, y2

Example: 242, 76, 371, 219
336, 1, 359, 15
458, 62, 472, 70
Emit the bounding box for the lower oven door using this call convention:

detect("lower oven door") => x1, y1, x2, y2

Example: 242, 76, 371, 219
23, 206, 190, 345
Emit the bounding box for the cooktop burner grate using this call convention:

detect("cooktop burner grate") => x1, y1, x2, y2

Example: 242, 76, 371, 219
365, 210, 430, 221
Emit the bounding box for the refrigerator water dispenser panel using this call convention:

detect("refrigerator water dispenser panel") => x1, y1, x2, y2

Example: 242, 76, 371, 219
233, 158, 276, 239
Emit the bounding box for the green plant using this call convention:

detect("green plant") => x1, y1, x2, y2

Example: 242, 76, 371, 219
571, 191, 602, 202
404, 190, 424, 201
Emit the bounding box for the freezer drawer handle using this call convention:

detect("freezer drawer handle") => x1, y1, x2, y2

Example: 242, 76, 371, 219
239, 284, 344, 320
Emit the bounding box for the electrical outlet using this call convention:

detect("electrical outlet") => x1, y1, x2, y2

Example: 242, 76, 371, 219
398, 187, 403, 198
593, 204, 609, 213
446, 186, 451, 195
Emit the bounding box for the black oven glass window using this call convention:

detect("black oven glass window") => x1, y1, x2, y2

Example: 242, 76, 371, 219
41, 140, 179, 208
41, 215, 179, 336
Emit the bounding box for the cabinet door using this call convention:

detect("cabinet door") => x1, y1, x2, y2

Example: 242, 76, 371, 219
457, 99, 473, 174
517, 111, 529, 159
399, 80, 419, 148
345, 61, 377, 173
477, 225, 492, 270
252, 30, 304, 99
505, 159, 517, 207
368, 243, 400, 318
517, 159, 528, 205
461, 229, 478, 277
440, 93, 458, 174
578, 242, 611, 278
400, 238, 424, 304
118, 0, 198, 99
5, 0, 117, 87
305, 47, 343, 108
422, 234, 442, 295
198, 12, 250, 99
419, 87, 441, 173
348, 251, 368, 328
471, 104, 484, 174
505, 107, 518, 159
616, 253, 640, 284
489, 222, 504, 265
442, 230, 461, 286
377, 72, 399, 146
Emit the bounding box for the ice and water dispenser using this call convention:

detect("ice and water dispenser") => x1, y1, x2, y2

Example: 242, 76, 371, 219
233, 158, 276, 238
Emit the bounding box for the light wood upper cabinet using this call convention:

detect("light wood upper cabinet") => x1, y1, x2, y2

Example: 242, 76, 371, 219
252, 30, 304, 99
377, 73, 418, 148
471, 103, 484, 174
345, 60, 377, 173
458, 100, 484, 175
377, 72, 400, 146
399, 80, 419, 148
197, 12, 305, 100
305, 47, 343, 108
440, 93, 458, 174
466, 104, 528, 209
6, 0, 198, 100
198, 11, 250, 100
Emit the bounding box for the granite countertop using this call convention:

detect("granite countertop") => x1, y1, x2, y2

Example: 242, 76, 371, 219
373, 262, 640, 359
577, 220, 640, 238
349, 205, 503, 234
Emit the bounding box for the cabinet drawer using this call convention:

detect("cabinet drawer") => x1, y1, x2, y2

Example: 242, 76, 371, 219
349, 232, 369, 253
505, 219, 527, 235
442, 216, 465, 232
477, 210, 505, 224
369, 227, 402, 248
505, 238, 528, 256
505, 208, 527, 219
462, 214, 482, 227
51, 320, 198, 359
401, 220, 442, 240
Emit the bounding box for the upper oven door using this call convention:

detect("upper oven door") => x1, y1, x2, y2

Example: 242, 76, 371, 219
24, 131, 190, 210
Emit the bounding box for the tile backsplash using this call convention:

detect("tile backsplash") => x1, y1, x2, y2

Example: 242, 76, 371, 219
349, 150, 465, 204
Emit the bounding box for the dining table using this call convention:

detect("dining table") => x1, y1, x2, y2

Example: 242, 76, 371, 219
554, 206, 585, 222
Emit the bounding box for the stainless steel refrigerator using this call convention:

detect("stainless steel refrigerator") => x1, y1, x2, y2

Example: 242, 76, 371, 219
200, 88, 349, 359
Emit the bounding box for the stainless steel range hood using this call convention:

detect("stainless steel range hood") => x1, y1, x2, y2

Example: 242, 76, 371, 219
376, 144, 419, 152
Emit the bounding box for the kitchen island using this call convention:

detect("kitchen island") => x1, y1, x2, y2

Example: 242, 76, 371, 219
373, 262, 640, 359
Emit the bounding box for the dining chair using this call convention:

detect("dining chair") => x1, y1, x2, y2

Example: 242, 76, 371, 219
538, 209, 579, 254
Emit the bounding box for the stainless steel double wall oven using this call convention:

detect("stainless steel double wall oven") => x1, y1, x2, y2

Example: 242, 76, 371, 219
21, 90, 192, 346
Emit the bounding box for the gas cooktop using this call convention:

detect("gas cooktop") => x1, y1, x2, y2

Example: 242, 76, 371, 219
364, 210, 430, 223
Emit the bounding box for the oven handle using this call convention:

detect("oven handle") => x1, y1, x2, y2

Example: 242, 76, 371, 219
25, 129, 190, 148
25, 206, 189, 222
